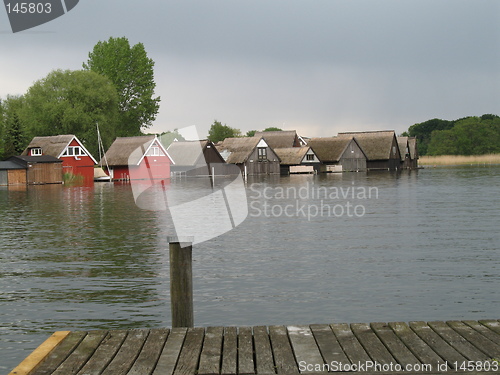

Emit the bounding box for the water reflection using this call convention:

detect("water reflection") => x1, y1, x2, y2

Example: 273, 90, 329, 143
0, 167, 499, 370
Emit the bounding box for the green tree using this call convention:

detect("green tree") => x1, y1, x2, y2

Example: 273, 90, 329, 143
245, 130, 257, 137
406, 118, 455, 155
3, 112, 25, 159
426, 115, 500, 155
1, 96, 27, 159
263, 127, 282, 132
207, 120, 241, 143
158, 129, 186, 148
21, 69, 119, 158
83, 37, 160, 136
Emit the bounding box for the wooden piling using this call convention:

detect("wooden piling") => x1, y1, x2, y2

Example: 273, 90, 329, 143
168, 237, 194, 328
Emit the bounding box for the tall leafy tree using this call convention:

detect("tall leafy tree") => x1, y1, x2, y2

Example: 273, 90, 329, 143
1, 96, 27, 159
207, 120, 241, 143
3, 113, 25, 159
21, 69, 119, 158
83, 37, 160, 136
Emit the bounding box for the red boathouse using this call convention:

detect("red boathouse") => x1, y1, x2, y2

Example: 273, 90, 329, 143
22, 135, 97, 184
102, 135, 173, 181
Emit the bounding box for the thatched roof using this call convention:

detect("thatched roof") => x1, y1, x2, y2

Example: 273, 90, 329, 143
338, 130, 396, 160
22, 135, 73, 157
397, 136, 409, 161
307, 137, 356, 162
167, 140, 221, 166
216, 137, 262, 164
22, 134, 98, 164
253, 131, 300, 148
102, 135, 158, 166
274, 147, 310, 165
408, 137, 418, 159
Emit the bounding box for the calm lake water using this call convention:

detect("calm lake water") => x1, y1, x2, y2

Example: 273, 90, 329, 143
1, 166, 499, 371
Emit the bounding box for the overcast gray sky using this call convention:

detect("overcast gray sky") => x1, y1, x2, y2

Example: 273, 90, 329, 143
1, 0, 499, 138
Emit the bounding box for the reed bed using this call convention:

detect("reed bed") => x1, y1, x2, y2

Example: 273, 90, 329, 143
419, 154, 500, 166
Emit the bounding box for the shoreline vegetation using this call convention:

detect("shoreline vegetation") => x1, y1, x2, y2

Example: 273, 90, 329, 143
419, 154, 500, 166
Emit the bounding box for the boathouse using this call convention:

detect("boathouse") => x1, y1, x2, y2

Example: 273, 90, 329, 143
338, 130, 401, 171
216, 137, 280, 175
307, 137, 367, 172
8, 155, 63, 184
253, 130, 304, 148
167, 140, 229, 177
398, 136, 419, 170
274, 146, 320, 175
0, 158, 26, 186
102, 135, 173, 181
408, 137, 419, 169
22, 135, 97, 184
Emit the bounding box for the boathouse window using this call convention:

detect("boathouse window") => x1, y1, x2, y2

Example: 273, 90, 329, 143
258, 147, 267, 160
31, 148, 42, 156
63, 146, 86, 156
306, 154, 315, 161
148, 146, 160, 156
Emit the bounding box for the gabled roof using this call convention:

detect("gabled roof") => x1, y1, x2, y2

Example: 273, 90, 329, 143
103, 135, 173, 166
253, 131, 300, 148
338, 130, 397, 160
22, 134, 97, 164
307, 137, 364, 162
397, 136, 409, 161
167, 140, 223, 166
274, 147, 311, 165
216, 137, 264, 164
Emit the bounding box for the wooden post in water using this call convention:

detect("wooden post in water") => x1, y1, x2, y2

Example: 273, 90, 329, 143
168, 237, 194, 328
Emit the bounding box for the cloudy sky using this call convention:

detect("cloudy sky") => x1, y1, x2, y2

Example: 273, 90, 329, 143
1, 0, 499, 139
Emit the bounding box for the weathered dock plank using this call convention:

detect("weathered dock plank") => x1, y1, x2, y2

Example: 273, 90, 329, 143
13, 320, 500, 375
310, 324, 350, 365
238, 327, 255, 375
198, 326, 223, 375
388, 321, 444, 369
173, 327, 204, 375
152, 327, 187, 375
268, 325, 298, 374
100, 329, 149, 375
428, 321, 490, 361
51, 330, 108, 375
30, 331, 85, 375
75, 330, 128, 375
370, 322, 421, 368
330, 323, 371, 364
220, 326, 237, 375
351, 322, 396, 365
128, 328, 169, 375
253, 326, 275, 374
447, 320, 500, 359
464, 320, 500, 346
409, 321, 465, 370
287, 325, 324, 369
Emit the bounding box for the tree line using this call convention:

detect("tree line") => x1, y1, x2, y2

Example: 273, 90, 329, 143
0, 37, 159, 160
403, 114, 500, 156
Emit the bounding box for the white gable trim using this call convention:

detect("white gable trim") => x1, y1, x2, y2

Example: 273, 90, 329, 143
57, 135, 98, 164
300, 147, 320, 164
136, 136, 175, 166
257, 138, 268, 148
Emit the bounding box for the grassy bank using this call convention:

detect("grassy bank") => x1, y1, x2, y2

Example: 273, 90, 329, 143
419, 154, 500, 166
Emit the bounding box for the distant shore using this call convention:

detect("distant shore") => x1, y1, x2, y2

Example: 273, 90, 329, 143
419, 154, 500, 166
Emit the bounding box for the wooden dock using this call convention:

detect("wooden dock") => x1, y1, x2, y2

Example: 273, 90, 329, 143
10, 320, 500, 374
